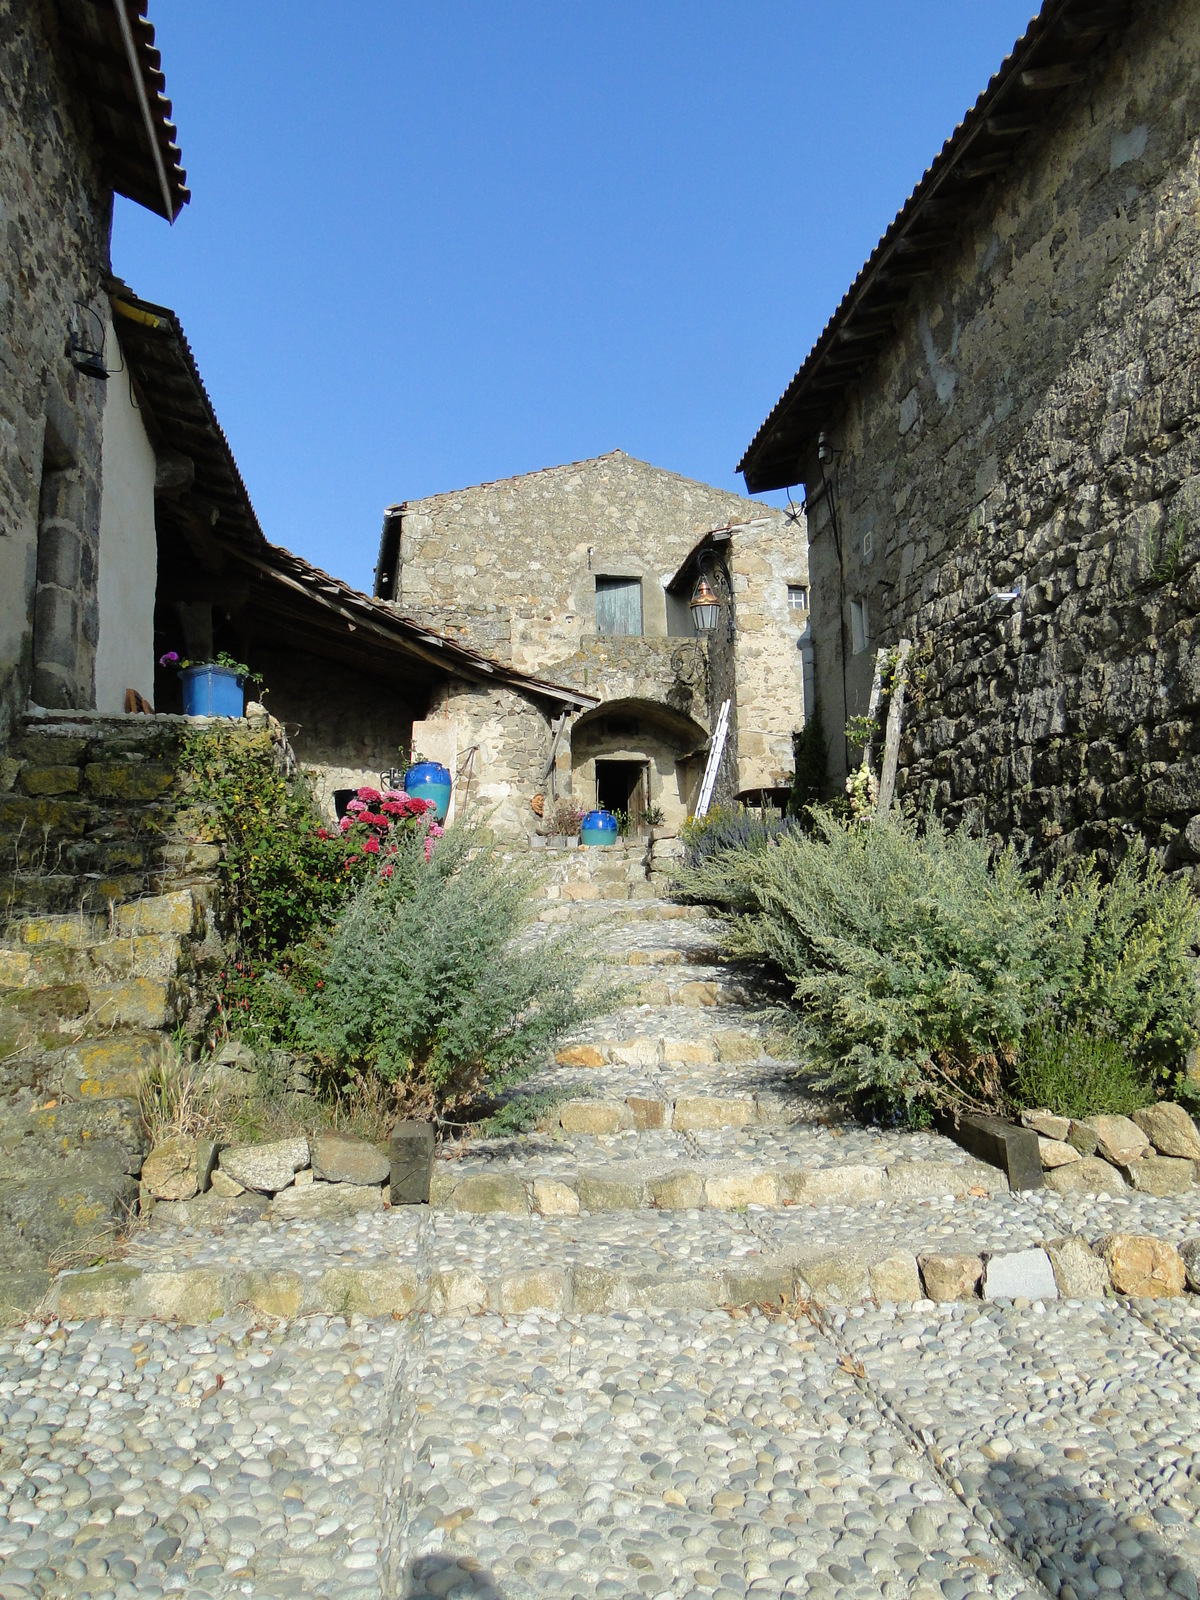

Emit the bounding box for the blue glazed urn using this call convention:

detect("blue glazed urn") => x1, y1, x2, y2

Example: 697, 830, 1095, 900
404, 760, 453, 821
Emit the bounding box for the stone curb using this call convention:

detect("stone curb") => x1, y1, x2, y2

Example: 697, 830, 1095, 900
43, 1230, 1199, 1324
432, 1155, 1009, 1213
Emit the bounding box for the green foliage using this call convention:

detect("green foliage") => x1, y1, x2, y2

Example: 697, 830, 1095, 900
1012, 1020, 1152, 1119
289, 823, 607, 1114
180, 726, 360, 963
478, 1086, 579, 1137
787, 707, 826, 816
676, 806, 800, 906
1143, 512, 1187, 586
682, 808, 1199, 1118
844, 715, 879, 749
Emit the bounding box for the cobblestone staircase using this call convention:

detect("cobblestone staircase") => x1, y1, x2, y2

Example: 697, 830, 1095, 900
0, 713, 223, 1317
12, 838, 1200, 1600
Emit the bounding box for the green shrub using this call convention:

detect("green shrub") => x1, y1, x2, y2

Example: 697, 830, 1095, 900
681, 808, 1199, 1118
1012, 1020, 1152, 1119
179, 726, 359, 962
290, 823, 606, 1116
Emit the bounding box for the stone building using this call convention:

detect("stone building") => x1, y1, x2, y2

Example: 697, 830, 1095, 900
374, 451, 809, 830
1, 0, 189, 742
740, 0, 1200, 874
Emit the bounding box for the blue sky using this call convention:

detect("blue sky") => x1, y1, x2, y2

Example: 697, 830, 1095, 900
115, 2, 1037, 590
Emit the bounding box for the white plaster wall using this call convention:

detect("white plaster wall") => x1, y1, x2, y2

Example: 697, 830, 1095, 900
95, 320, 157, 713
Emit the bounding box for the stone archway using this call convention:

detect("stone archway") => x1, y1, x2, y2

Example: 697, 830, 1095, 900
570, 697, 710, 829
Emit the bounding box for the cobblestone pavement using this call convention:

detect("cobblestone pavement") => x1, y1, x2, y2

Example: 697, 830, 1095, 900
4, 866, 1200, 1597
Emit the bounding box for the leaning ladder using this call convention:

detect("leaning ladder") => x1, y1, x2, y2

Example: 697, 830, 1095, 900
695, 698, 731, 819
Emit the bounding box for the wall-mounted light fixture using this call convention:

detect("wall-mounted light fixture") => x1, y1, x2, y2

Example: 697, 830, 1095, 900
689, 576, 721, 633
67, 302, 108, 380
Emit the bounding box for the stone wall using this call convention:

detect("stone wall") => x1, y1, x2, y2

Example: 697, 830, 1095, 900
801, 0, 1200, 873
248, 644, 426, 819
425, 678, 555, 841
731, 517, 809, 797
0, 0, 114, 737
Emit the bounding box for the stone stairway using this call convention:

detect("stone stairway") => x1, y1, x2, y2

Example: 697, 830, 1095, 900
12, 839, 1200, 1600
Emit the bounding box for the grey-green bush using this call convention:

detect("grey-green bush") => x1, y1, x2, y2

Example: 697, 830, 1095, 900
292, 824, 605, 1115
676, 809, 1199, 1117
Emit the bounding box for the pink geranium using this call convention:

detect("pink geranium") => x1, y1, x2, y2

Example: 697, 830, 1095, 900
338, 816, 354, 834
361, 835, 380, 855
356, 786, 382, 803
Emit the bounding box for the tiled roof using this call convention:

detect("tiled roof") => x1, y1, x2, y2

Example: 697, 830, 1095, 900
54, 0, 189, 221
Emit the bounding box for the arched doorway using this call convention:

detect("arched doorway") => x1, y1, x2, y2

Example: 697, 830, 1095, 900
570, 698, 710, 829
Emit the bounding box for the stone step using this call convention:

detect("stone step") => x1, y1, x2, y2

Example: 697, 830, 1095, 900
0, 931, 183, 989
432, 1139, 1008, 1215
46, 1178, 1200, 1322
535, 897, 702, 927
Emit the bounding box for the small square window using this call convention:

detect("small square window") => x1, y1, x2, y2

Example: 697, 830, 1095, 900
850, 597, 870, 655
787, 585, 809, 614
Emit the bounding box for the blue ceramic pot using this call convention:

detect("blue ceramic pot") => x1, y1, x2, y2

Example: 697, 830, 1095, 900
581, 808, 619, 847
405, 760, 452, 821
180, 664, 244, 718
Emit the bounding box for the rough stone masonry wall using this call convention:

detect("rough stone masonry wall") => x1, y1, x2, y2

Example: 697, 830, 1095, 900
731, 517, 809, 795
803, 0, 1200, 875
426, 677, 555, 841
0, 0, 114, 738
394, 453, 775, 681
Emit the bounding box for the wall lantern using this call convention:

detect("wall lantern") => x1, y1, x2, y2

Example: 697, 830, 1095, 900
689, 575, 721, 634
67, 302, 108, 381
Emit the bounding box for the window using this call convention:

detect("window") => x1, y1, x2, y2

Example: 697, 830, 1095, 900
787, 584, 809, 615
850, 597, 870, 655
595, 575, 643, 637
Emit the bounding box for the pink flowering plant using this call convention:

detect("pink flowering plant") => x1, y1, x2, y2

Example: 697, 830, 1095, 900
336, 786, 445, 872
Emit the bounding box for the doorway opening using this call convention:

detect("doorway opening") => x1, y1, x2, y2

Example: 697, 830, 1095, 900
595, 758, 649, 821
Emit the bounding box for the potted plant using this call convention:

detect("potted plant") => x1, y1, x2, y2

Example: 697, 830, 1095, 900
160, 651, 262, 718
546, 799, 583, 848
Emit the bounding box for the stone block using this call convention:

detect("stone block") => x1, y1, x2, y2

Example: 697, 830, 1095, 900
85, 977, 173, 1030
672, 1095, 755, 1131
798, 1252, 872, 1305
532, 1177, 579, 1215
705, 1170, 784, 1209
19, 764, 81, 796
649, 1170, 705, 1209
218, 1136, 309, 1194
609, 1038, 661, 1067
919, 1254, 982, 1301
559, 1098, 633, 1134
794, 1164, 885, 1204
1180, 1238, 1200, 1292
311, 1133, 390, 1186
390, 1120, 435, 1204
271, 1183, 385, 1221
982, 1248, 1059, 1301
886, 1161, 989, 1199
317, 1265, 418, 1316
85, 761, 175, 801
1124, 1155, 1195, 1196
724, 1267, 796, 1308
1132, 1102, 1200, 1160
952, 1113, 1043, 1191
429, 1167, 459, 1206
1067, 1121, 1099, 1156
1045, 1155, 1128, 1196
869, 1253, 922, 1303
674, 981, 718, 1007
576, 1172, 643, 1210
449, 1172, 528, 1214
554, 1044, 605, 1068
245, 1270, 305, 1320
1099, 1233, 1186, 1297
115, 891, 198, 937
499, 1268, 565, 1314
209, 1168, 244, 1198
662, 1039, 716, 1065
432, 1268, 488, 1315
713, 1029, 759, 1064
141, 1137, 201, 1202
1021, 1109, 1071, 1141
625, 1095, 666, 1129
1045, 1236, 1110, 1299
1077, 1115, 1149, 1165
1039, 1137, 1081, 1168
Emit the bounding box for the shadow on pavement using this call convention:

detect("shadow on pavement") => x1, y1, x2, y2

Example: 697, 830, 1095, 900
402, 1554, 507, 1599
981, 1460, 1198, 1597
